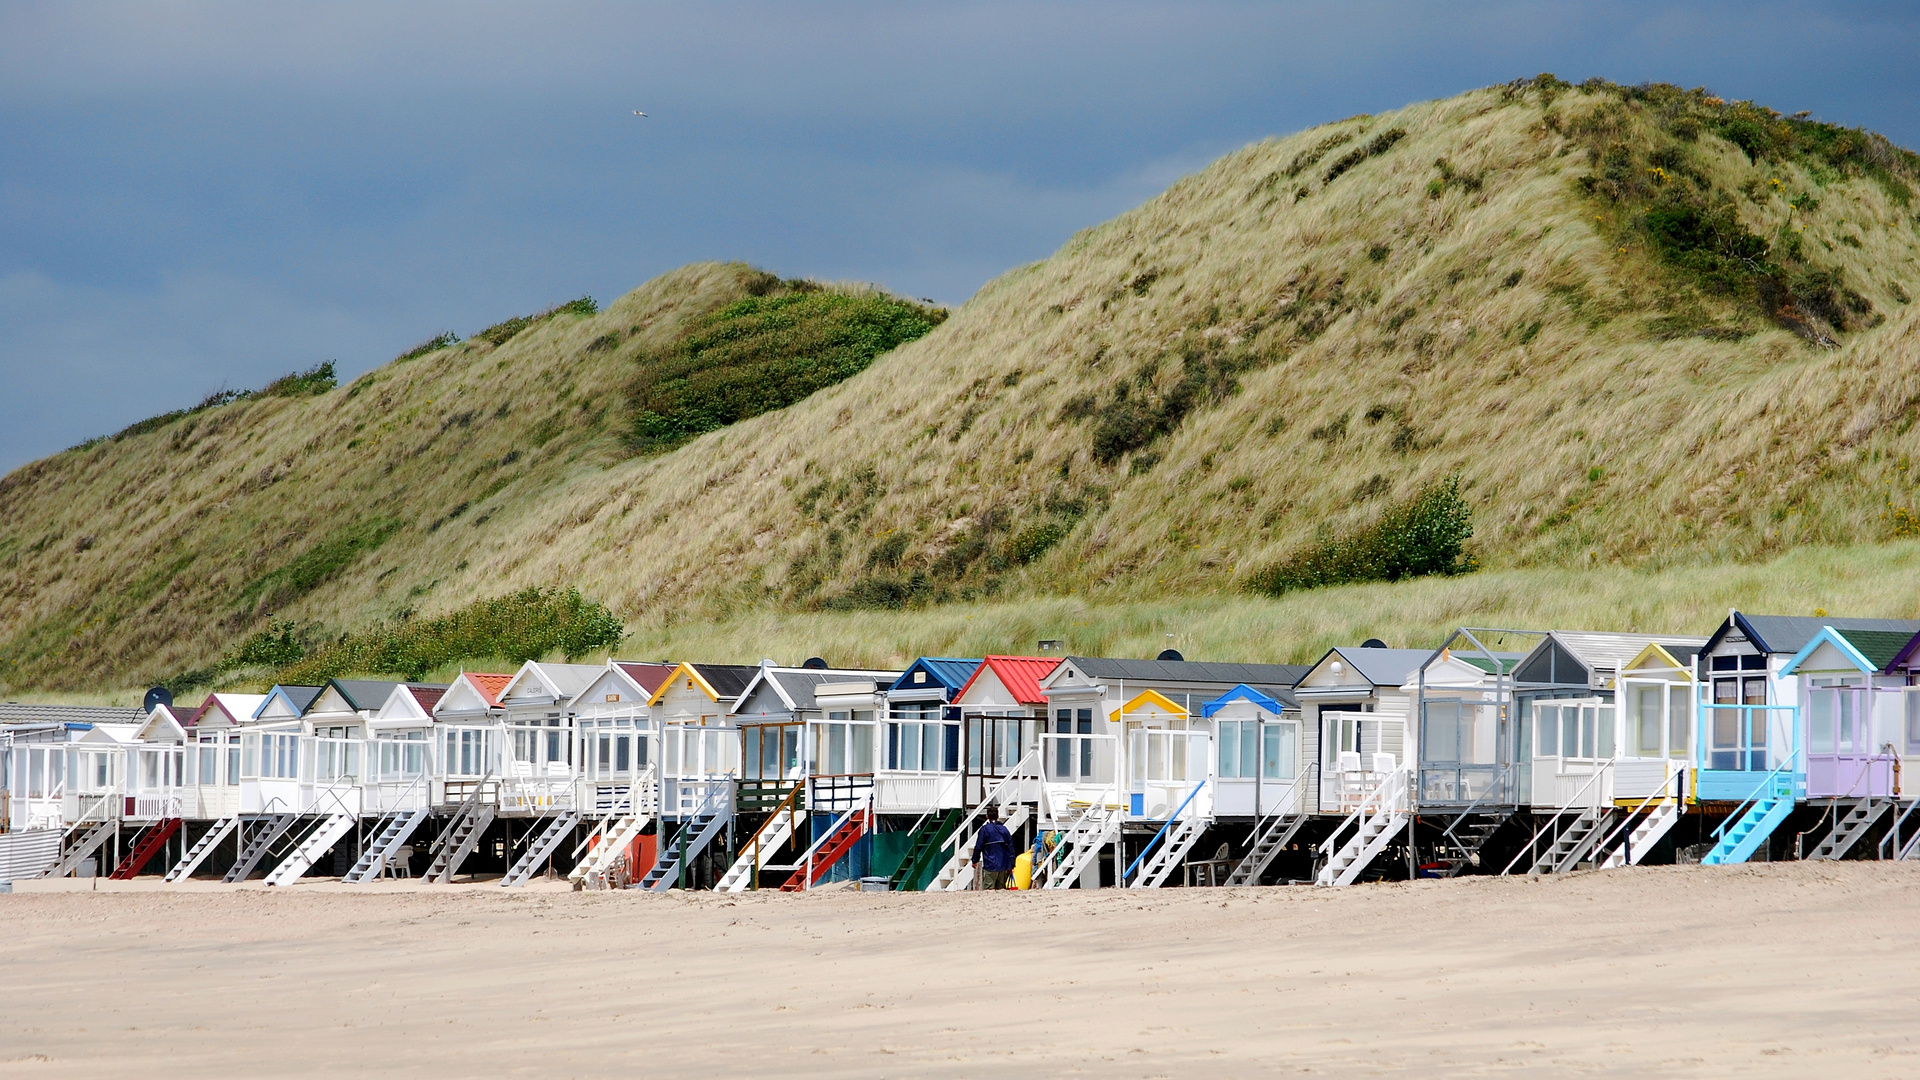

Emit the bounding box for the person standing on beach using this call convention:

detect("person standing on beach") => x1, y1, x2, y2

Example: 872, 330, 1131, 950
973, 806, 1015, 890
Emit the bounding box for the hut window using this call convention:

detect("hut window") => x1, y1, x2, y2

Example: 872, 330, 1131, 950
1262, 723, 1295, 779
1218, 720, 1259, 779
1906, 689, 1920, 753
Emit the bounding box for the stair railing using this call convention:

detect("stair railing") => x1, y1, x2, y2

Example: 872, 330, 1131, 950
1123, 778, 1208, 886
426, 770, 493, 867
1708, 746, 1802, 847
570, 768, 651, 864
1588, 759, 1684, 867
1434, 761, 1515, 860
1509, 758, 1612, 876
1878, 797, 1920, 861
790, 794, 871, 891
1031, 799, 1113, 889
743, 779, 805, 891
939, 748, 1041, 858
1316, 763, 1410, 869
1227, 768, 1313, 884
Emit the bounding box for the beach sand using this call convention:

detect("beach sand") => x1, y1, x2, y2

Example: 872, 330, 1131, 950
2, 862, 1916, 1078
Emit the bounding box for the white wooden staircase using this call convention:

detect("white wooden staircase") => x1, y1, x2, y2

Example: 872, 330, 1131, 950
1315, 765, 1410, 887
1037, 803, 1123, 889
637, 810, 729, 891
165, 815, 240, 882
717, 784, 804, 893
1597, 765, 1686, 870
264, 813, 357, 887
930, 803, 1032, 892
570, 779, 659, 889
930, 749, 1042, 891
1126, 779, 1211, 889
343, 807, 431, 883
39, 819, 114, 879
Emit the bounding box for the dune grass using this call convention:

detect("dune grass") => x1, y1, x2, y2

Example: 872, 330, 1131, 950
592, 539, 1920, 672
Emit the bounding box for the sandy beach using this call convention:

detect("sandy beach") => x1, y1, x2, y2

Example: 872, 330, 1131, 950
3, 862, 1917, 1078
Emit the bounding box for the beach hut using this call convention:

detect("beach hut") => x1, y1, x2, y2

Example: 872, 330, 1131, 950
485, 662, 603, 886
1404, 634, 1533, 877
418, 672, 511, 882
1200, 684, 1306, 885
217, 686, 317, 882
563, 661, 676, 888
1777, 625, 1920, 859
950, 656, 1059, 806
716, 662, 900, 891
247, 679, 401, 886
635, 662, 757, 890
110, 704, 190, 879
964, 655, 1312, 890
1508, 631, 1705, 874
1291, 645, 1429, 885
1691, 613, 1920, 864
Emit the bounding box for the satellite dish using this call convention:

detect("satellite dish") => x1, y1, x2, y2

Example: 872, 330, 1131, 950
143, 686, 174, 713
1157, 649, 1185, 662
801, 656, 829, 670
1361, 638, 1388, 649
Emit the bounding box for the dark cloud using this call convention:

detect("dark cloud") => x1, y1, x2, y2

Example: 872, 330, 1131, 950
2, 1, 1916, 469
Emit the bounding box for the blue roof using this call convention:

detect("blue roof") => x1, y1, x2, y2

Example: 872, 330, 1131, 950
1201, 684, 1288, 717
887, 657, 983, 696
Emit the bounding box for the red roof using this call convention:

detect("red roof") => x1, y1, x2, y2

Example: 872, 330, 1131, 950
462, 673, 513, 707
406, 686, 448, 712
956, 655, 1062, 706
615, 662, 678, 696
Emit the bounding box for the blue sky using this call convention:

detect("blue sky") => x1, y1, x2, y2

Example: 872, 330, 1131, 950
2, 1, 1916, 472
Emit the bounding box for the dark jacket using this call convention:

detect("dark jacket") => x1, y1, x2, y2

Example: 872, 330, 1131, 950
975, 820, 1015, 873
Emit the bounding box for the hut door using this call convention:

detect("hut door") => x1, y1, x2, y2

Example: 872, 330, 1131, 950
1807, 682, 1885, 797
964, 714, 1025, 805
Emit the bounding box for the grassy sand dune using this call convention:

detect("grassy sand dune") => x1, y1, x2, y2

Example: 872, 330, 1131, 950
3, 79, 1919, 692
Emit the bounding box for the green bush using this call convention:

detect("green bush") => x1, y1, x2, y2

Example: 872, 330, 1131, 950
627, 288, 946, 453
232, 620, 306, 668
1247, 475, 1477, 595
1007, 521, 1067, 564
477, 296, 598, 347
397, 333, 459, 362
257, 361, 337, 398
283, 586, 625, 682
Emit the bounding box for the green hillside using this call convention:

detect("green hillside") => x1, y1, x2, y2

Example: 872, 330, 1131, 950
4, 76, 1920, 695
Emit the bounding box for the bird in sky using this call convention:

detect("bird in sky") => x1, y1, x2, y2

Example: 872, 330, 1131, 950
633, 110, 648, 117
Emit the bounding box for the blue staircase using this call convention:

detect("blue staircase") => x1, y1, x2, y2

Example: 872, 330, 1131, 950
1700, 774, 1797, 865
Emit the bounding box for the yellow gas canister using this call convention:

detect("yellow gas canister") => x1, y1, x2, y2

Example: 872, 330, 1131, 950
1012, 850, 1033, 890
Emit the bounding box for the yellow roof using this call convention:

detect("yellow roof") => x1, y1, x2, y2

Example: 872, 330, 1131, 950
648, 662, 720, 707
1614, 641, 1697, 686
1116, 688, 1187, 719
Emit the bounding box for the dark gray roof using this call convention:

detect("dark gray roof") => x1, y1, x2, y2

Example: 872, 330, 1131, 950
0, 702, 145, 726
271, 686, 324, 713
691, 664, 763, 701
323, 680, 402, 713
1711, 614, 1920, 656
1063, 657, 1312, 688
